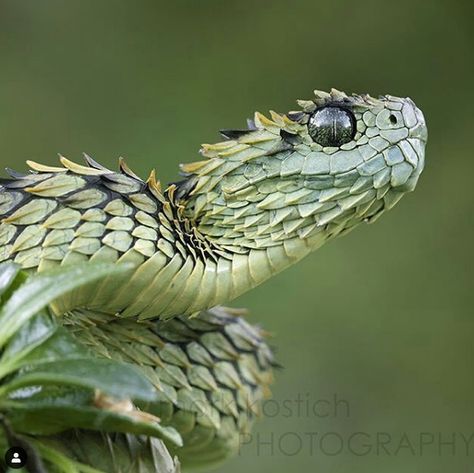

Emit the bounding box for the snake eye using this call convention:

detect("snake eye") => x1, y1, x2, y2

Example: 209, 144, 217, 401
308, 106, 356, 147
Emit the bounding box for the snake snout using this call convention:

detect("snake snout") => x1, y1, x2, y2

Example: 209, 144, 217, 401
388, 98, 427, 193
405, 98, 428, 143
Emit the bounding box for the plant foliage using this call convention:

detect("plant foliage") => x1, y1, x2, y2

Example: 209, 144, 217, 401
0, 263, 181, 473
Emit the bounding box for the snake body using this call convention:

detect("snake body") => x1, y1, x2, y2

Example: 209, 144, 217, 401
0, 89, 427, 470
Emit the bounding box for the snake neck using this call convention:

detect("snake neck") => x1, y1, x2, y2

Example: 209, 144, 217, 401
51, 184, 313, 321
171, 175, 330, 299
179, 175, 329, 255
128, 185, 319, 318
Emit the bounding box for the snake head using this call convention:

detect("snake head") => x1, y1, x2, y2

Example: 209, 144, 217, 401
287, 89, 426, 195
180, 89, 427, 251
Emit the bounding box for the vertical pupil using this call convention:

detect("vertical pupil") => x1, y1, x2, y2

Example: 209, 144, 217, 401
308, 106, 355, 147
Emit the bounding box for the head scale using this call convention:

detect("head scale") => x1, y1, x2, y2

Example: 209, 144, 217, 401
179, 88, 427, 255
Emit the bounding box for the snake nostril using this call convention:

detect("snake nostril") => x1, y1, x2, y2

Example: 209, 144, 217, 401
389, 114, 397, 125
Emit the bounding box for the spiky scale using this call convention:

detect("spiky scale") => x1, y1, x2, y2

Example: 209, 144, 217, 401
14, 247, 42, 267
75, 222, 105, 238
43, 208, 81, 229
134, 239, 156, 257
69, 237, 101, 255
132, 225, 158, 241
135, 210, 159, 228
188, 365, 218, 391
0, 224, 16, 246
105, 216, 134, 231
63, 189, 107, 209
3, 199, 58, 224
0, 191, 22, 213
81, 208, 106, 222
25, 174, 86, 197
101, 230, 132, 252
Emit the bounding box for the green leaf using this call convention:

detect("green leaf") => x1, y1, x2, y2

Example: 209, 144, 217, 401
0, 263, 20, 297
2, 311, 57, 361
8, 401, 182, 447
0, 262, 183, 470
0, 262, 132, 348
1, 358, 158, 402
32, 440, 106, 473
0, 313, 89, 379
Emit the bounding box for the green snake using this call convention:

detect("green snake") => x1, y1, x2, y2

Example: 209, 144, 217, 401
0, 88, 427, 471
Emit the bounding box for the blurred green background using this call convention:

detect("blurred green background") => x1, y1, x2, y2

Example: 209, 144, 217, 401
0, 1, 472, 472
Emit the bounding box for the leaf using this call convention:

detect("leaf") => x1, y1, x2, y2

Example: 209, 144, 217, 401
0, 313, 89, 379
0, 263, 20, 297
1, 358, 158, 402
0, 263, 27, 308
2, 311, 57, 361
0, 262, 133, 347
32, 440, 105, 473
8, 400, 182, 446
0, 262, 184, 470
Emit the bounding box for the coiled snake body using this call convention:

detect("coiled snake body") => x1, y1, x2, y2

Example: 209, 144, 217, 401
0, 89, 427, 471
